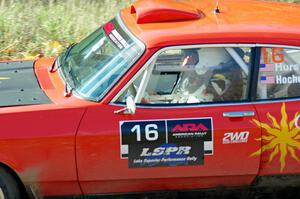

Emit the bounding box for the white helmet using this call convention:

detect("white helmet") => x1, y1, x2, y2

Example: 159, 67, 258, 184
195, 48, 231, 75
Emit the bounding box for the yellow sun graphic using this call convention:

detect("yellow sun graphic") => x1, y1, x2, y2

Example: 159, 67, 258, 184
250, 103, 300, 172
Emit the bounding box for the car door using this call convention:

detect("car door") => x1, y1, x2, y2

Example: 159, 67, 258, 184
252, 45, 300, 176
76, 45, 261, 195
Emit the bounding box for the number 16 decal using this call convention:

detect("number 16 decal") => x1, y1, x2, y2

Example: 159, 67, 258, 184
131, 124, 159, 142
262, 47, 284, 64
120, 120, 166, 158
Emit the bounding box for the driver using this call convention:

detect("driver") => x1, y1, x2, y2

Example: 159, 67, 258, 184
174, 47, 243, 103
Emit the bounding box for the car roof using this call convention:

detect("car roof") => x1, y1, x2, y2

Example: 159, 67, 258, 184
121, 0, 300, 48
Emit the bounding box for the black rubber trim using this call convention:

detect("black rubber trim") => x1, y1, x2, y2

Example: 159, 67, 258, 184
249, 47, 261, 101
43, 174, 300, 199
252, 174, 300, 187
44, 196, 83, 199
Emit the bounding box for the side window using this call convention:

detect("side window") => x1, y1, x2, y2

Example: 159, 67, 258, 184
117, 47, 252, 105
257, 47, 300, 100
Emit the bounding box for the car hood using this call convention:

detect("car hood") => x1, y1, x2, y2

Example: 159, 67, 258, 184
0, 60, 51, 107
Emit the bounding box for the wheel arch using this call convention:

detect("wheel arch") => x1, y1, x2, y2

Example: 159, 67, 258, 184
0, 162, 30, 199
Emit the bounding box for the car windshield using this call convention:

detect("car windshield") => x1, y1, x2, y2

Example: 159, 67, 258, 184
59, 16, 145, 101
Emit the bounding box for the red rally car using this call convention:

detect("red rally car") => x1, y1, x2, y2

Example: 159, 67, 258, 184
1, 0, 300, 198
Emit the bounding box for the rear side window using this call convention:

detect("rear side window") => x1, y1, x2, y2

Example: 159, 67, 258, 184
257, 47, 300, 100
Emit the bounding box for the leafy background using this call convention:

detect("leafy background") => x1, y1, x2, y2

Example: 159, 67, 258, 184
0, 0, 299, 60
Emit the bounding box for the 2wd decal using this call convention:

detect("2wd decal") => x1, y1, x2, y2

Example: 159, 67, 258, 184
223, 131, 249, 144
120, 118, 213, 168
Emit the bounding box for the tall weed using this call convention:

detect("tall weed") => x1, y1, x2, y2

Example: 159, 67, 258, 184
0, 0, 133, 60
0, 0, 299, 60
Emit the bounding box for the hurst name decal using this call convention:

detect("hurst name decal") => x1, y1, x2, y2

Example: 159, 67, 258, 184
120, 118, 213, 168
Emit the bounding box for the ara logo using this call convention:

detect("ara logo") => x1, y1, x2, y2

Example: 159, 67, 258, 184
171, 123, 208, 132
223, 131, 249, 144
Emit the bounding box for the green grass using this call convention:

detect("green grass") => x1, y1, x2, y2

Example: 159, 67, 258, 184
0, 0, 299, 60
0, 0, 133, 60
275, 0, 300, 2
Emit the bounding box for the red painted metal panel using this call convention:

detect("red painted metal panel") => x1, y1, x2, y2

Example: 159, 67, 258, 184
254, 101, 300, 175
77, 103, 260, 194
130, 0, 203, 24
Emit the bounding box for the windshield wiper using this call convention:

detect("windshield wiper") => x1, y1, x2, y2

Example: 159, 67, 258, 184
64, 82, 73, 97
64, 63, 78, 98
50, 43, 76, 73
64, 43, 77, 61
49, 57, 58, 73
